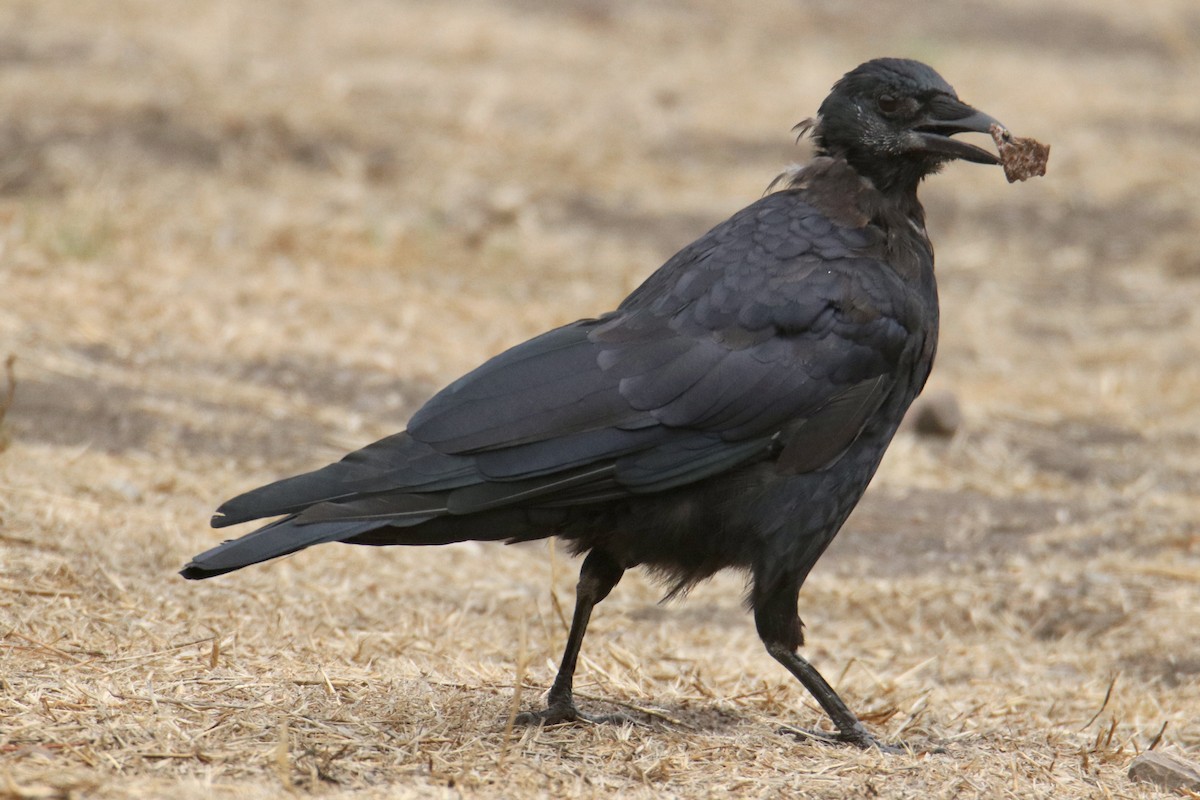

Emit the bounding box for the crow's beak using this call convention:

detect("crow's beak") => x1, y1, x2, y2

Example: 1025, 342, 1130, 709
912, 96, 1004, 165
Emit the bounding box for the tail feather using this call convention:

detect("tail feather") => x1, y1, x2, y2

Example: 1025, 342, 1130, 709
213, 432, 477, 528
181, 517, 384, 580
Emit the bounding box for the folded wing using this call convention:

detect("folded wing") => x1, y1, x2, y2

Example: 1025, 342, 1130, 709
188, 192, 914, 578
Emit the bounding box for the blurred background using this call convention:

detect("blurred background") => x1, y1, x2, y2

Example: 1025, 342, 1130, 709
2, 1, 1199, 797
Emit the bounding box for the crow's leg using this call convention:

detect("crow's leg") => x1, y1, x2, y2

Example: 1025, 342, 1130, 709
515, 548, 625, 726
763, 642, 907, 753
754, 586, 904, 753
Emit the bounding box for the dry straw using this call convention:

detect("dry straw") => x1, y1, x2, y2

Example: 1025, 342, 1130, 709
3, 1, 1199, 797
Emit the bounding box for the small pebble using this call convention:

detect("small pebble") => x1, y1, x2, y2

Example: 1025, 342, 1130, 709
1128, 751, 1200, 792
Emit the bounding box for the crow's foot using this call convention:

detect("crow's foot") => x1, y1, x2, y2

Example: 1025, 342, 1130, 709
514, 702, 632, 727
779, 725, 935, 755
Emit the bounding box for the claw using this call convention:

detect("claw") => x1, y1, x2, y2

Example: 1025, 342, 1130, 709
514, 702, 633, 727
779, 725, 940, 755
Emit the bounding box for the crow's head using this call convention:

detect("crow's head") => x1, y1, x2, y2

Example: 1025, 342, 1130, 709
813, 58, 1004, 195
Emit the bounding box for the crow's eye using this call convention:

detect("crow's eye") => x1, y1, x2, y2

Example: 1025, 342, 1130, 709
877, 94, 901, 114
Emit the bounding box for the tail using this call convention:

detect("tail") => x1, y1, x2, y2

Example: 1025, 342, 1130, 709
183, 431, 620, 580
181, 500, 557, 580
180, 516, 384, 580
182, 488, 458, 580
184, 433, 478, 580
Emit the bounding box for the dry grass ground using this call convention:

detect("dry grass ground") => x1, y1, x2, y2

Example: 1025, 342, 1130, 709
3, 1, 1200, 797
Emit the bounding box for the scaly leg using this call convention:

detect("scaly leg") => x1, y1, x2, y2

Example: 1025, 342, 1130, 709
515, 549, 625, 725
754, 582, 906, 753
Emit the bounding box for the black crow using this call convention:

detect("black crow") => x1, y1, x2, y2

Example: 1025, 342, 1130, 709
185, 58, 1022, 751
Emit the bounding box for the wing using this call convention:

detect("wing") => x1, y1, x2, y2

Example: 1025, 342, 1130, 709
216, 191, 918, 530
406, 191, 916, 493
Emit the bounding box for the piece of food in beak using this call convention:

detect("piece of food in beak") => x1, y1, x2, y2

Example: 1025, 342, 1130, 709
990, 123, 1050, 183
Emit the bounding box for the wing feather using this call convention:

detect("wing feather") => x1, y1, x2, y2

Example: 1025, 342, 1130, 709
212, 192, 915, 536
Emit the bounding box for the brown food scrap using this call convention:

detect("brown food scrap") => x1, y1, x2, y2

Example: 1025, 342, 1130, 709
990, 123, 1050, 183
